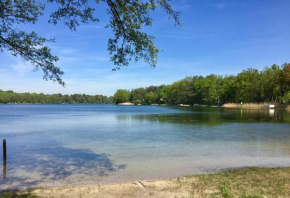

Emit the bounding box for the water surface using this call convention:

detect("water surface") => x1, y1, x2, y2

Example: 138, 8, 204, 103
1, 105, 290, 189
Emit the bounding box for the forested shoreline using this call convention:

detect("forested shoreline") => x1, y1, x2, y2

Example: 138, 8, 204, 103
113, 63, 290, 105
1, 63, 290, 105
0, 91, 113, 104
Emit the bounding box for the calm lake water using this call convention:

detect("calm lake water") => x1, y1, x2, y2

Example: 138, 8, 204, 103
1, 104, 290, 189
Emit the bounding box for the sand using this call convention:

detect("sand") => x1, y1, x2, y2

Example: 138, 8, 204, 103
27, 178, 194, 198
118, 102, 136, 105
222, 102, 277, 109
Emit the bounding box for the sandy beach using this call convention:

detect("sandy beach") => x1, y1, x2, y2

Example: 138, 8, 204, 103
117, 102, 136, 105
2, 167, 290, 198
2, 178, 194, 198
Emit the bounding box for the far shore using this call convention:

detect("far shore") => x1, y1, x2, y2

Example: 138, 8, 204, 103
1, 102, 290, 111
1, 167, 290, 198
115, 102, 290, 110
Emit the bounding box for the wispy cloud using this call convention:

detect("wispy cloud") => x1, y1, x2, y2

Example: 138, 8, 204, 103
213, 2, 227, 9
78, 24, 106, 30
156, 28, 201, 40
11, 61, 34, 76
59, 48, 77, 55
172, 4, 192, 11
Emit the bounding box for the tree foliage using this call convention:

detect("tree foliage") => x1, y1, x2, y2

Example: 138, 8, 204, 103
0, 0, 180, 85
0, 90, 112, 104
113, 89, 130, 104
0, 0, 64, 85
113, 63, 290, 105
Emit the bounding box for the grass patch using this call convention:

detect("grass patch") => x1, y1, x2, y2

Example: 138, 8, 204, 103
220, 186, 233, 198
187, 167, 290, 197
0, 191, 36, 198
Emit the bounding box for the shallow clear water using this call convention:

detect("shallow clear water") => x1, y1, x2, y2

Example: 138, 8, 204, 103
0, 104, 290, 189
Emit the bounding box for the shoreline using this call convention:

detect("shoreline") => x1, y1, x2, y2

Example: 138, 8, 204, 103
1, 167, 290, 198
1, 102, 289, 110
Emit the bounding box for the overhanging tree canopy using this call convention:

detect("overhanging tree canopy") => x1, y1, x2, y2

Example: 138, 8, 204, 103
0, 0, 180, 86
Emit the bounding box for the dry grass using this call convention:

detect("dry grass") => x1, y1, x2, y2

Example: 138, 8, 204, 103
1, 167, 290, 198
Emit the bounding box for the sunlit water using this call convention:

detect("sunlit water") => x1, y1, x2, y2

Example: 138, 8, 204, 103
0, 104, 290, 189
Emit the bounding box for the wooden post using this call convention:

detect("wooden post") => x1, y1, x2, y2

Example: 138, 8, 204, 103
3, 139, 6, 160
3, 139, 6, 179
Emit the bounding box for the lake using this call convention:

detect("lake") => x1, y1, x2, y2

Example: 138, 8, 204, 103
1, 104, 290, 190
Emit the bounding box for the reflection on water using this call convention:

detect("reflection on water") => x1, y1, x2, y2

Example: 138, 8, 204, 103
3, 157, 6, 179
117, 107, 290, 126
0, 105, 290, 190
3, 139, 7, 179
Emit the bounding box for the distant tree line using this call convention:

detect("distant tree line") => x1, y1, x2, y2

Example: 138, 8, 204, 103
0, 91, 113, 104
113, 63, 290, 105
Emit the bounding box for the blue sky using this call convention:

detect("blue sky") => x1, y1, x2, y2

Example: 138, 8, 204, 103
1, 0, 290, 96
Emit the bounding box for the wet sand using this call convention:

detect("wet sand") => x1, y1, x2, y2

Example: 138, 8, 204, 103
2, 156, 290, 191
